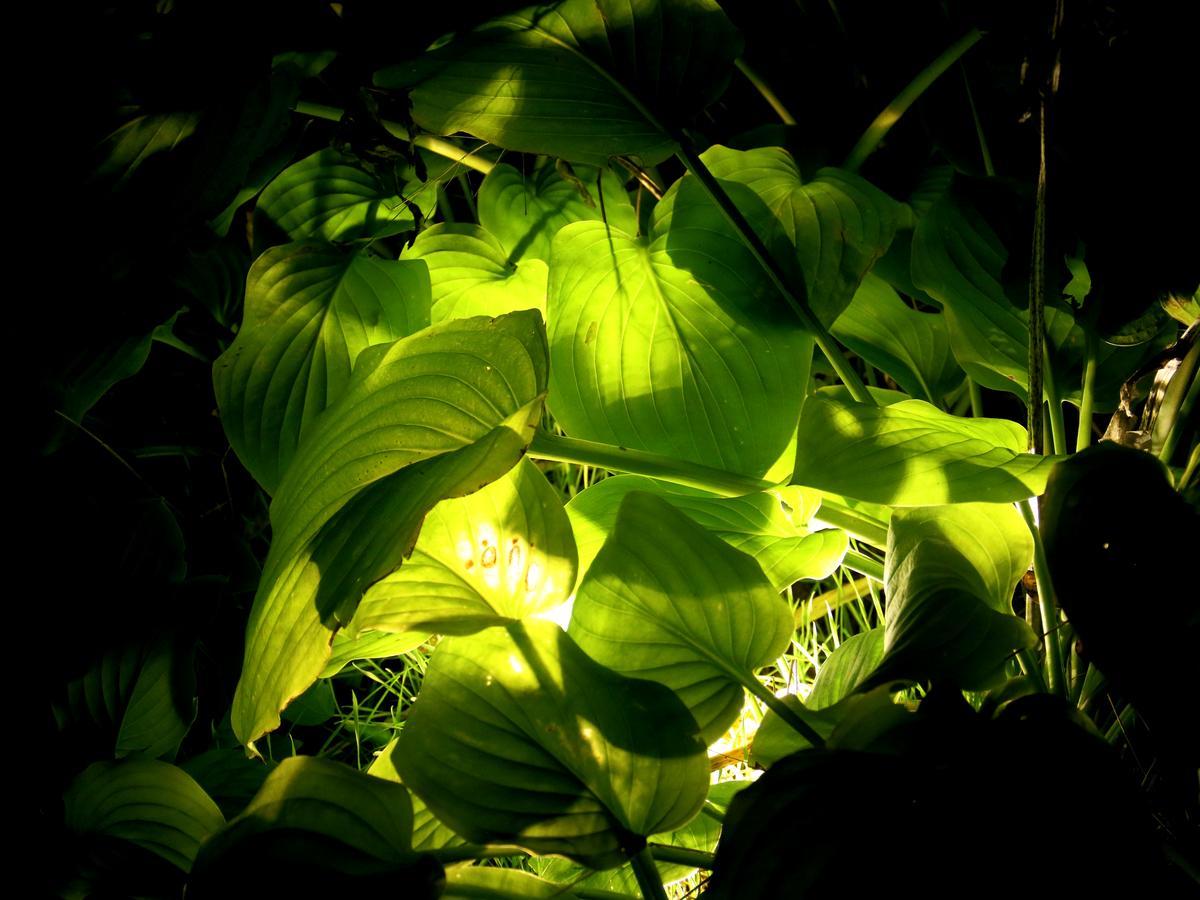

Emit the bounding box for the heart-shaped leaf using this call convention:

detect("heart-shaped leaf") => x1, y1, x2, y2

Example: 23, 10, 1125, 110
400, 223, 548, 322
231, 311, 548, 747
189, 757, 441, 897
65, 760, 224, 872
214, 241, 431, 493
347, 457, 576, 637
395, 620, 709, 868
377, 0, 741, 166
869, 503, 1036, 689
831, 274, 961, 403
566, 475, 843, 591
569, 492, 793, 742
791, 396, 1059, 505
548, 218, 810, 478
478, 161, 637, 264
656, 146, 907, 327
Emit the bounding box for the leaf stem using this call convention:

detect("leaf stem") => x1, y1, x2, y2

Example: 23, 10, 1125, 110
734, 58, 797, 125
1076, 329, 1099, 451
630, 846, 669, 900
842, 550, 885, 582
1019, 499, 1066, 698
968, 378, 984, 418
742, 677, 826, 748
672, 142, 875, 405
528, 431, 770, 497
844, 28, 984, 171
811, 500, 889, 549
292, 100, 496, 174
649, 842, 716, 869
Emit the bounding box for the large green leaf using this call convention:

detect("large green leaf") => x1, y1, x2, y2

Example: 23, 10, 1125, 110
548, 218, 810, 478
348, 457, 576, 637
377, 0, 741, 166
395, 620, 709, 868
64, 760, 224, 872
656, 146, 907, 326
569, 492, 793, 742
231, 311, 548, 747
213, 241, 431, 493
189, 757, 441, 897
256, 148, 434, 243
566, 475, 843, 591
791, 396, 1059, 505
444, 869, 580, 898
368, 741, 470, 852
478, 161, 637, 264
400, 224, 548, 322
321, 631, 428, 678
831, 274, 961, 403
869, 503, 1036, 689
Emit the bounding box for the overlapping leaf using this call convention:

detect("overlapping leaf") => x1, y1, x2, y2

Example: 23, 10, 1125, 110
348, 458, 576, 637
395, 620, 709, 868
566, 475, 843, 591
231, 311, 548, 747
656, 146, 907, 326
213, 241, 431, 493
368, 741, 470, 852
548, 218, 810, 478
791, 396, 1059, 505
377, 0, 741, 165
569, 492, 794, 742
401, 223, 548, 322
478, 161, 637, 264
64, 760, 224, 872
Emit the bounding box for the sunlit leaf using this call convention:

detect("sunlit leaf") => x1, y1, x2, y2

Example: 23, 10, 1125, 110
214, 241, 431, 493
395, 620, 708, 868
569, 492, 793, 742
231, 311, 548, 747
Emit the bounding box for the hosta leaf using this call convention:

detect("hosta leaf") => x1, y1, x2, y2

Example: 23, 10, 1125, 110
657, 146, 906, 326
444, 869, 580, 898
869, 503, 1037, 689
749, 696, 841, 768
377, 0, 741, 166
321, 630, 428, 678
348, 458, 575, 637
401, 223, 548, 322
368, 741, 470, 852
478, 161, 637, 264
567, 475, 843, 591
92, 112, 202, 187
791, 396, 1059, 505
548, 218, 810, 478
231, 311, 548, 747
213, 241, 431, 493
807, 627, 885, 710
181, 750, 272, 820
255, 148, 431, 243
831, 274, 961, 403
64, 760, 224, 872
395, 620, 708, 868
569, 492, 793, 742
189, 757, 442, 896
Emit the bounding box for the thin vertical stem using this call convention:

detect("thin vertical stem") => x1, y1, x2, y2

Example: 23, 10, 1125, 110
1076, 329, 1099, 451
630, 846, 669, 900
735, 58, 798, 124
1020, 499, 1066, 698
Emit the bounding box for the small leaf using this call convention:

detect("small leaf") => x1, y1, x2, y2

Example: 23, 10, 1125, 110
444, 868, 581, 898
792, 396, 1059, 505
321, 631, 428, 678
567, 475, 843, 591
65, 760, 224, 872
348, 458, 576, 637
569, 492, 793, 742
395, 620, 709, 868
807, 628, 885, 710
401, 223, 548, 322
213, 241, 431, 493
231, 311, 548, 747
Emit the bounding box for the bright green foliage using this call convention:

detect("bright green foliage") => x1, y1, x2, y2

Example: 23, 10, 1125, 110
64, 760, 224, 872
395, 620, 709, 868
348, 458, 577, 637
658, 146, 907, 326
871, 503, 1036, 688
478, 161, 638, 264
368, 741, 470, 852
231, 311, 548, 746
401, 224, 548, 322
378, 0, 741, 165
213, 241, 431, 493
321, 631, 428, 678
807, 628, 886, 710
832, 274, 961, 403
570, 492, 794, 742
567, 475, 844, 591
792, 396, 1059, 505
548, 218, 811, 478
256, 148, 433, 243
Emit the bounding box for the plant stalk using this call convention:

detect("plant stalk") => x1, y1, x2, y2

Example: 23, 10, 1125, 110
743, 677, 825, 748
844, 28, 984, 171
735, 58, 797, 124
811, 501, 889, 549
630, 846, 669, 900
649, 843, 716, 869
1020, 499, 1066, 698
842, 550, 885, 582
1076, 329, 1099, 451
